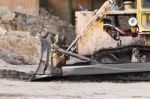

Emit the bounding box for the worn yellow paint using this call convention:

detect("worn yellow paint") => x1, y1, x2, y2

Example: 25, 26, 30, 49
98, 20, 104, 30
137, 0, 150, 33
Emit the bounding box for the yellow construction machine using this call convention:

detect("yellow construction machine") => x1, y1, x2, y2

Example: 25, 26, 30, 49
31, 0, 150, 80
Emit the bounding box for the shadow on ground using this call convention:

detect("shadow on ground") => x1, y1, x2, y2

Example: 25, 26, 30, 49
32, 72, 150, 83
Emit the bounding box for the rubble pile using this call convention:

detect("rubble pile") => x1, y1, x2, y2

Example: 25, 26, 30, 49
0, 31, 40, 65
0, 8, 76, 65
0, 69, 31, 80
1, 8, 76, 46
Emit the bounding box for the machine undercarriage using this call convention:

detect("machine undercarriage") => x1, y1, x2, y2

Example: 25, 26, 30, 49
94, 45, 150, 64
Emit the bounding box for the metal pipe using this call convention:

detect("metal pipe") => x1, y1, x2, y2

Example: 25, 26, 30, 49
67, 36, 79, 51
104, 24, 126, 35
54, 46, 91, 62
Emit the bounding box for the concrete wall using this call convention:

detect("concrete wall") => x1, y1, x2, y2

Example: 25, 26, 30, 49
47, 0, 72, 22
72, 0, 92, 11
92, 0, 105, 9
46, 0, 93, 23
0, 0, 39, 16
46, 0, 105, 23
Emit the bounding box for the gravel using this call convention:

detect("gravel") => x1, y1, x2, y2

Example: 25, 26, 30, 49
0, 79, 150, 99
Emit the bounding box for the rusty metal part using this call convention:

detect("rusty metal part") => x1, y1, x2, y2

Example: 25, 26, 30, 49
53, 45, 98, 64
51, 51, 66, 68
123, 0, 134, 10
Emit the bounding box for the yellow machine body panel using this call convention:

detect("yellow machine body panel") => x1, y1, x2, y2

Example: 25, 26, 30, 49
98, 20, 104, 29
137, 0, 150, 33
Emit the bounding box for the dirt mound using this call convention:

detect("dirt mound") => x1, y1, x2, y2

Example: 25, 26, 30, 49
0, 31, 40, 65
0, 8, 76, 65
1, 8, 76, 46
0, 69, 31, 80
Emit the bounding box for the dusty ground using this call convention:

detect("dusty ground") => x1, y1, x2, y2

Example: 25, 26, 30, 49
0, 78, 150, 99
0, 59, 150, 99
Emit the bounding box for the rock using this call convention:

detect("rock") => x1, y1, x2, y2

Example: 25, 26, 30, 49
1, 12, 15, 21
0, 9, 76, 66
0, 7, 15, 21
0, 7, 10, 17
0, 59, 9, 66
0, 31, 41, 65
26, 17, 38, 25
0, 26, 6, 35
8, 9, 76, 46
